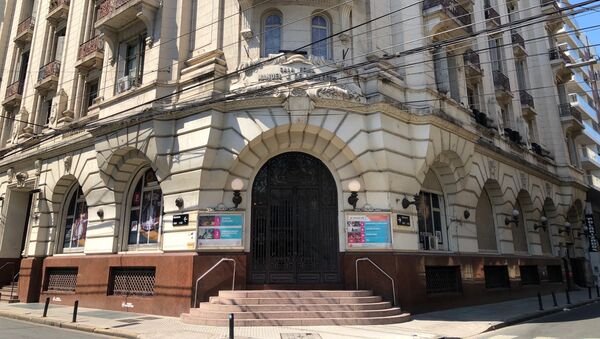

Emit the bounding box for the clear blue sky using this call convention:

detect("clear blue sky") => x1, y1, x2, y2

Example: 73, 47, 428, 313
571, 0, 600, 52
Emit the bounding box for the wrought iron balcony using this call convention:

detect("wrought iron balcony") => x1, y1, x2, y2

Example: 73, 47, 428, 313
14, 17, 35, 45
422, 0, 473, 34
549, 47, 573, 81
96, 0, 159, 31
558, 103, 584, 133
463, 49, 482, 76
519, 90, 534, 108
484, 6, 501, 26
48, 0, 70, 24
2, 80, 24, 108
493, 70, 511, 93
511, 31, 527, 56
520, 90, 536, 120
36, 61, 61, 92
76, 35, 104, 70
549, 47, 570, 63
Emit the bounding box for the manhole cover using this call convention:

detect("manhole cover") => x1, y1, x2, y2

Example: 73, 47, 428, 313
280, 334, 322, 339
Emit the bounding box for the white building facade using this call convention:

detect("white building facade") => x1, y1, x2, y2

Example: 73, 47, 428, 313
0, 0, 597, 316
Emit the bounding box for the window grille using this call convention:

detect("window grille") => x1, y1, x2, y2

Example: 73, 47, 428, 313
520, 265, 540, 285
425, 266, 462, 294
45, 268, 78, 293
547, 265, 563, 283
108, 267, 156, 296
484, 265, 510, 289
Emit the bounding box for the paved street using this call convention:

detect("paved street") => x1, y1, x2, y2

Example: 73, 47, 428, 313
471, 302, 600, 339
0, 316, 113, 338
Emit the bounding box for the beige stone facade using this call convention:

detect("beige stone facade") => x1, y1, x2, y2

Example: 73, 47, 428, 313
0, 0, 597, 315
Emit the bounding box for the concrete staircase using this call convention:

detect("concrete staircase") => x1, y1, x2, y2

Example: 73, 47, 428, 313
181, 290, 410, 326
0, 282, 19, 303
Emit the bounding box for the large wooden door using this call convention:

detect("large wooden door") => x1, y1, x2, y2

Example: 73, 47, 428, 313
250, 152, 339, 284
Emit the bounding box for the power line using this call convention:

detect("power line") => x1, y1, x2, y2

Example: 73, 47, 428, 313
1, 0, 598, 157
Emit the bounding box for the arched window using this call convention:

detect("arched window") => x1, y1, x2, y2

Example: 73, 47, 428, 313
127, 169, 163, 248
62, 186, 88, 252
263, 13, 282, 56
311, 15, 329, 58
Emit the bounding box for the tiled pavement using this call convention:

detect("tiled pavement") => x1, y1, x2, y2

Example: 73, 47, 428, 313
0, 289, 598, 339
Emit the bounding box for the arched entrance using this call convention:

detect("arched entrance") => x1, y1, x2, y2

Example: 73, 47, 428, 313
249, 152, 340, 285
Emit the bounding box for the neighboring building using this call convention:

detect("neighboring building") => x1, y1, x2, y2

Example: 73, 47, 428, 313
0, 0, 597, 318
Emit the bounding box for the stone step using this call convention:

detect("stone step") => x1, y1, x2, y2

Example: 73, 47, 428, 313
196, 301, 393, 312
218, 290, 373, 298
181, 313, 411, 326
190, 308, 403, 320
209, 296, 382, 305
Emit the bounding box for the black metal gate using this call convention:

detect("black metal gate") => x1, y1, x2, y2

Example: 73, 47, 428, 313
250, 152, 340, 284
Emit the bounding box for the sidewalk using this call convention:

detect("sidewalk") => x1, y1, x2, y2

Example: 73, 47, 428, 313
0, 289, 598, 339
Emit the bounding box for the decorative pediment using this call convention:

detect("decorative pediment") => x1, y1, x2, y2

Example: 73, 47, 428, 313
231, 54, 365, 103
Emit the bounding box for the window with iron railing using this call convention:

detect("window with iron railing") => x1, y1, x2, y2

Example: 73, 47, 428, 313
425, 266, 462, 294
484, 265, 510, 289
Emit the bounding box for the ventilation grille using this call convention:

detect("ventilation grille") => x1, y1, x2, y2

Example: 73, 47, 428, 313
45, 268, 78, 293
484, 265, 510, 289
425, 266, 462, 294
547, 265, 563, 283
109, 267, 156, 296
520, 265, 540, 285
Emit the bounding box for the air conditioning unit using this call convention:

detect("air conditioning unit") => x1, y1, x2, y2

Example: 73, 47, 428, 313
428, 236, 439, 250
116, 76, 131, 94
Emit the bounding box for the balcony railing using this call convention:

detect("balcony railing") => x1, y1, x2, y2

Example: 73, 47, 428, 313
511, 32, 526, 50
463, 49, 481, 70
38, 61, 61, 82
97, 0, 132, 20
5, 80, 24, 98
519, 90, 534, 108
49, 0, 70, 12
559, 103, 582, 122
423, 0, 473, 32
78, 35, 104, 59
484, 6, 501, 25
549, 47, 570, 63
493, 70, 511, 92
17, 16, 35, 37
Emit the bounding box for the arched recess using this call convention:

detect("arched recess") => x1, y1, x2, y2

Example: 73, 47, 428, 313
512, 190, 534, 254
476, 180, 504, 252
417, 169, 450, 251
95, 146, 163, 252
224, 124, 364, 210
47, 175, 88, 255
540, 198, 558, 255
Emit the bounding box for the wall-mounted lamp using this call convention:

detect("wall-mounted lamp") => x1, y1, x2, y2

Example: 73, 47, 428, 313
401, 194, 420, 209
175, 197, 184, 209
533, 216, 548, 231
463, 210, 471, 220
504, 209, 520, 226
0, 197, 4, 201
558, 222, 572, 235
97, 208, 104, 220
231, 178, 244, 209
347, 180, 361, 210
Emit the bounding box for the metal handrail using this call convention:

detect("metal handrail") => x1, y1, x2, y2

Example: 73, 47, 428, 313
193, 258, 236, 308
355, 258, 397, 307
0, 262, 17, 301
10, 272, 18, 301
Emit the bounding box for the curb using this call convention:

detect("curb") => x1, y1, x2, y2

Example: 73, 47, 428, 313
484, 297, 600, 333
0, 309, 139, 338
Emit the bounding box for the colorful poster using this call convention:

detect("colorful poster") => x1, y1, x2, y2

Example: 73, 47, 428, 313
197, 213, 244, 248
346, 214, 392, 249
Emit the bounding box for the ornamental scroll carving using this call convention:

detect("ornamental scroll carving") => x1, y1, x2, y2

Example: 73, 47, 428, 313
232, 54, 365, 103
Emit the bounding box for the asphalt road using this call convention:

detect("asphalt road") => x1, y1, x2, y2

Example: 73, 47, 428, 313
471, 301, 600, 339
0, 317, 113, 338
